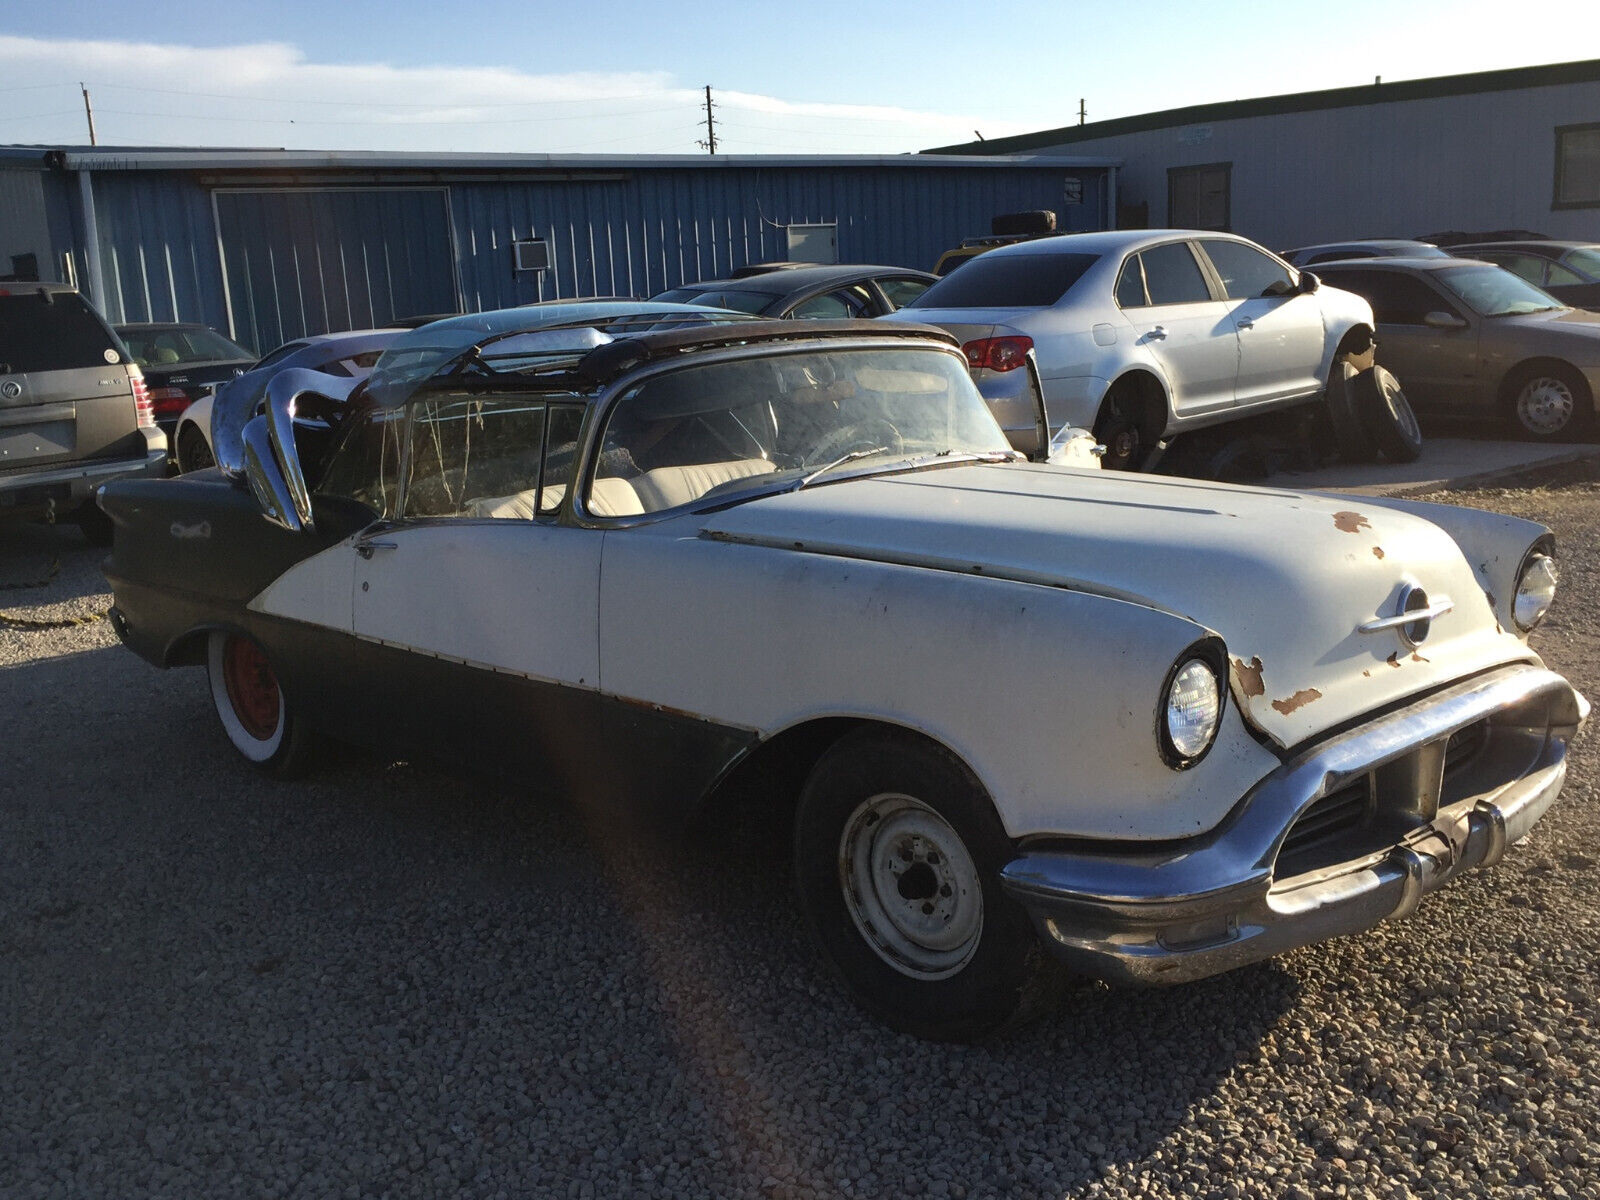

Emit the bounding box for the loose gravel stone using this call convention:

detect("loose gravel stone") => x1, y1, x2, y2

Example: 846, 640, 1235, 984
5, 460, 1600, 1199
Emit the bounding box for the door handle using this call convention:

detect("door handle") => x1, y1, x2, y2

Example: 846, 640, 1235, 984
356, 540, 398, 559
1237, 318, 1255, 331
1147, 325, 1167, 341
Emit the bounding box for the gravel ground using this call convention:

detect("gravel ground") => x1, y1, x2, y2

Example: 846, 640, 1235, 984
3, 467, 1600, 1200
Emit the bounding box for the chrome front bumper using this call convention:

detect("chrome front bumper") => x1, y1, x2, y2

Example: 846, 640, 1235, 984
1001, 664, 1587, 985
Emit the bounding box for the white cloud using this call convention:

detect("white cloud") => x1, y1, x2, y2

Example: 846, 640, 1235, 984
0, 35, 1020, 154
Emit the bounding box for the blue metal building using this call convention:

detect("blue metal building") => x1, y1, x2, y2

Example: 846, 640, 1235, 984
0, 147, 1116, 355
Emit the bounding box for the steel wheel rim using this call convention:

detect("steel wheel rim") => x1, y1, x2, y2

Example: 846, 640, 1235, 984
222, 635, 281, 741
1517, 377, 1574, 435
838, 793, 983, 980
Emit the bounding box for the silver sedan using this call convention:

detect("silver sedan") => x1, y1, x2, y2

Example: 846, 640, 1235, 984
881, 229, 1374, 468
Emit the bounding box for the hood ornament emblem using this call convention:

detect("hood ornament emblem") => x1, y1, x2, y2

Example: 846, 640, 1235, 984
1360, 584, 1454, 648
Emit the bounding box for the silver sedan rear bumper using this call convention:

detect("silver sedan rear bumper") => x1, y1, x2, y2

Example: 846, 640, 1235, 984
1001, 664, 1587, 985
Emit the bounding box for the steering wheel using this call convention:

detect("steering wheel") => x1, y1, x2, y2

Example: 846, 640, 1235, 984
801, 417, 904, 469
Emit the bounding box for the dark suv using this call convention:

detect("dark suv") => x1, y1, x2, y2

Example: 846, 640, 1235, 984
0, 285, 167, 540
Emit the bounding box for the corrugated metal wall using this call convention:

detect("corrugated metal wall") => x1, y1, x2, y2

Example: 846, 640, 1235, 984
89, 171, 230, 330
1021, 79, 1600, 249
215, 188, 461, 354
63, 160, 1106, 347
0, 169, 52, 279
451, 165, 1106, 311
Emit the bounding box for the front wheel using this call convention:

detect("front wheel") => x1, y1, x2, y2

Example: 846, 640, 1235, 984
793, 729, 1055, 1041
206, 630, 317, 778
1505, 363, 1592, 442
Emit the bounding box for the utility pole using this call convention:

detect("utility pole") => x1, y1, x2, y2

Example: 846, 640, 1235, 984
698, 85, 717, 155
80, 82, 97, 146
1078, 98, 1086, 126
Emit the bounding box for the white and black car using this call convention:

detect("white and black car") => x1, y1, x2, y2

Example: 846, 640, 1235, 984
99, 305, 1585, 1039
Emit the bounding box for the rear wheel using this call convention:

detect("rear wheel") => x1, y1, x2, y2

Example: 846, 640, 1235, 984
793, 729, 1055, 1041
176, 424, 215, 473
206, 630, 316, 778
1093, 386, 1154, 471
1352, 365, 1423, 463
1505, 363, 1592, 442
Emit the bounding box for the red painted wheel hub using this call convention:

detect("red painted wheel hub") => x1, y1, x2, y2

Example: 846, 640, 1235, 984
222, 636, 281, 741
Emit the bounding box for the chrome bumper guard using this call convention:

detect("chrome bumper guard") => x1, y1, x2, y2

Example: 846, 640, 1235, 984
1001, 664, 1588, 985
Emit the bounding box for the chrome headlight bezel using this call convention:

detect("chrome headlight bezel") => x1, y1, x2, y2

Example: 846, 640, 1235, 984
1156, 640, 1227, 770
1513, 545, 1558, 633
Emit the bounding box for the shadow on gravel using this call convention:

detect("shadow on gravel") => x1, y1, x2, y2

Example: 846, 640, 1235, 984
4, 675, 1296, 1199
0, 518, 110, 608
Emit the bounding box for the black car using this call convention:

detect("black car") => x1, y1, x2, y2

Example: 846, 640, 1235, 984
115, 322, 255, 438
1444, 242, 1600, 312
650, 264, 934, 319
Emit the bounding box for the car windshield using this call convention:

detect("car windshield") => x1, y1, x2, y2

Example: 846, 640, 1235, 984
1561, 247, 1600, 280
1437, 265, 1567, 316
593, 345, 1015, 515
908, 251, 1099, 309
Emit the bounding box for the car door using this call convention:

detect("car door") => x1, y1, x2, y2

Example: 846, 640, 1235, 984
1319, 269, 1481, 413
1196, 238, 1325, 407
1116, 241, 1238, 418
343, 394, 605, 763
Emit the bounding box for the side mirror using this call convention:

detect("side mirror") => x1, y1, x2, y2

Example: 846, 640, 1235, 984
1423, 310, 1468, 330
1297, 271, 1321, 295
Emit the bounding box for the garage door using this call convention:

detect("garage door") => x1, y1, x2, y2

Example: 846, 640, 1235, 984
215, 189, 459, 355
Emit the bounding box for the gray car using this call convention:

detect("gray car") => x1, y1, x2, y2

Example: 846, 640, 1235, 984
0, 284, 167, 541
1281, 239, 1449, 267
1314, 258, 1600, 441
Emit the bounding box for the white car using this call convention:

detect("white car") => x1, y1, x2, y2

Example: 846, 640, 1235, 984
99, 309, 1583, 1040
171, 328, 404, 473
883, 229, 1385, 468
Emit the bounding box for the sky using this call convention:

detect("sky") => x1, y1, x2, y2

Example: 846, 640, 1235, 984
2, 1, 1598, 156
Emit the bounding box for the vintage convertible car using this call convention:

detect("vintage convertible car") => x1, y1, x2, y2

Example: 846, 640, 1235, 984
98, 305, 1586, 1040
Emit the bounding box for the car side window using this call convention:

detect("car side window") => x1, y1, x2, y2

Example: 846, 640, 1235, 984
317, 408, 406, 518
1138, 243, 1213, 305
790, 285, 874, 320
1321, 271, 1459, 326
1115, 256, 1148, 308
877, 277, 931, 310
1481, 252, 1545, 286
1198, 239, 1294, 300
1545, 261, 1584, 287
398, 392, 587, 521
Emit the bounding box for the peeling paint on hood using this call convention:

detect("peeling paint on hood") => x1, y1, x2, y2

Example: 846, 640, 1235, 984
698, 463, 1540, 749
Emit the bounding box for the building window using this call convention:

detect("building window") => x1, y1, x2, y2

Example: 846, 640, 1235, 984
1168, 163, 1231, 231
1554, 123, 1600, 209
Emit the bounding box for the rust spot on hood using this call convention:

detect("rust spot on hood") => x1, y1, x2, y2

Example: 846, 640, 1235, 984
1411, 651, 1430, 663
1386, 652, 1403, 668
1232, 655, 1265, 699
1271, 688, 1323, 715
1333, 511, 1371, 534
1372, 546, 1385, 559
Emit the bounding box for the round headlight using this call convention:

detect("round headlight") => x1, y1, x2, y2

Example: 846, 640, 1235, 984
1514, 552, 1558, 632
1162, 657, 1223, 767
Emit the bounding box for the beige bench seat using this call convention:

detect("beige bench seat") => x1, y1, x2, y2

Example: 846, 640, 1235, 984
466, 458, 776, 520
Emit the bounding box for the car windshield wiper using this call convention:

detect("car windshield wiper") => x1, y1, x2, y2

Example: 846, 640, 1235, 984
792, 446, 889, 492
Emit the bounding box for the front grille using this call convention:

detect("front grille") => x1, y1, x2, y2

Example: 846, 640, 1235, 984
1443, 718, 1490, 777
1280, 779, 1370, 864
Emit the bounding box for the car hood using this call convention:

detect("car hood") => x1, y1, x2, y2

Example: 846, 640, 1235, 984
1494, 305, 1600, 352
698, 462, 1536, 750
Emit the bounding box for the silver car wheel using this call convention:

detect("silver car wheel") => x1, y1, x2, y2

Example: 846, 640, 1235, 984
838, 792, 984, 980
1516, 375, 1575, 436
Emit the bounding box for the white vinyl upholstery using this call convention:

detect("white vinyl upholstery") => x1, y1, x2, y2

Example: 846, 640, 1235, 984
464, 460, 770, 520
629, 459, 776, 512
